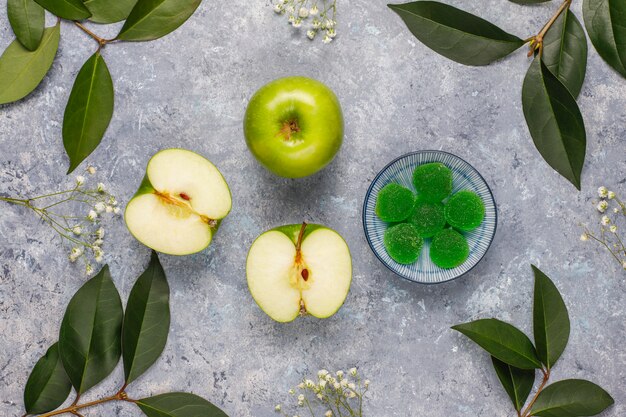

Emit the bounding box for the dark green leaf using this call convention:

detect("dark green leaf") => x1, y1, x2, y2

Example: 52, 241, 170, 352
63, 51, 114, 174
491, 357, 535, 412
136, 392, 229, 417
451, 319, 542, 369
7, 0, 44, 51
532, 265, 570, 370
521, 57, 586, 190
543, 9, 588, 97
529, 379, 614, 416
24, 343, 72, 414
58, 265, 123, 394
509, 0, 552, 3
583, 0, 626, 78
83, 0, 138, 23
116, 0, 201, 42
388, 1, 525, 66
0, 24, 59, 105
34, 0, 90, 20
123, 251, 170, 385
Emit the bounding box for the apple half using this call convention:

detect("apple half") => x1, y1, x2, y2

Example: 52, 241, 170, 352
125, 149, 232, 255
246, 223, 352, 322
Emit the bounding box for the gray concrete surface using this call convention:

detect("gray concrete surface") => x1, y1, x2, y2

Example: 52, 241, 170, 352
1, 1, 624, 416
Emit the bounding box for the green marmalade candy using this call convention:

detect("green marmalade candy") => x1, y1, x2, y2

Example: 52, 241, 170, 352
412, 162, 453, 203
445, 190, 485, 231
375, 183, 415, 222
430, 229, 469, 269
408, 200, 446, 238
384, 223, 424, 264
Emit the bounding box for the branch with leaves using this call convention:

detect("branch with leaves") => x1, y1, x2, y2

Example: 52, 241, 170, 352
1, 0, 202, 174
389, 0, 625, 191
452, 265, 614, 417
20, 252, 229, 417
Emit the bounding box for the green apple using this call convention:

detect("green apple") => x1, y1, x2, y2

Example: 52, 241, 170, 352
246, 222, 352, 322
244, 76, 344, 178
125, 148, 232, 255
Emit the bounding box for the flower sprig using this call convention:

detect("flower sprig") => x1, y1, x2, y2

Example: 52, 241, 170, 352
273, 0, 338, 44
275, 368, 370, 417
0, 166, 120, 274
580, 186, 626, 270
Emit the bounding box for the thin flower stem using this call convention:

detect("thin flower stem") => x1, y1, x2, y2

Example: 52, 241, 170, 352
304, 398, 316, 417
585, 231, 623, 265
28, 187, 79, 200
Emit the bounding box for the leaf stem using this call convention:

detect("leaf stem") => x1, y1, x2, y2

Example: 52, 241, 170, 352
528, 0, 572, 56
73, 22, 113, 47
520, 368, 550, 417
35, 390, 135, 417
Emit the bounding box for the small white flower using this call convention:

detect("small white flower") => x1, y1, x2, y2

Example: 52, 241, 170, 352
325, 411, 332, 417
275, 404, 282, 412
297, 400, 304, 406
76, 175, 85, 186
317, 393, 324, 400
94, 239, 104, 246
333, 382, 340, 390
609, 225, 617, 233
287, 5, 295, 12
273, 4, 283, 13
288, 389, 295, 395
106, 205, 113, 213
87, 166, 96, 175
312, 19, 321, 29
297, 394, 305, 401
601, 215, 611, 226
288, 14, 295, 23
109, 197, 118, 206
318, 369, 328, 378
348, 391, 357, 398
96, 227, 105, 239
94, 202, 106, 213
348, 382, 356, 390
85, 264, 94, 275
608, 191, 616, 200
324, 19, 335, 28
364, 379, 370, 388
71, 247, 83, 257
304, 379, 315, 388
322, 35, 332, 44
319, 379, 327, 388
299, 7, 309, 18
327, 28, 336, 38
623, 261, 626, 270
292, 18, 302, 28
349, 367, 357, 376
614, 207, 620, 214
113, 207, 122, 215
297, 383, 305, 389
87, 210, 98, 221
310, 5, 319, 15
598, 186, 608, 198
580, 233, 589, 241
97, 182, 106, 193
307, 30, 316, 40
597, 201, 608, 213
336, 370, 344, 379
340, 379, 348, 387
72, 226, 82, 236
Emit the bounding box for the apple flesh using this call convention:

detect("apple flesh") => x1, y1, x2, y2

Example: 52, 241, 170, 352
246, 223, 352, 322
244, 76, 344, 178
125, 149, 232, 255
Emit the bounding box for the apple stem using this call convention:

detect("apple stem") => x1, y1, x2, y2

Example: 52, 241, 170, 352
296, 221, 308, 253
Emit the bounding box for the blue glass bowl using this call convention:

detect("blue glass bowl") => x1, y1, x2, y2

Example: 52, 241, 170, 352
362, 151, 497, 284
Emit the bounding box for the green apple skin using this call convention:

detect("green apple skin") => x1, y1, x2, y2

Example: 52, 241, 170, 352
246, 224, 352, 322
244, 76, 344, 178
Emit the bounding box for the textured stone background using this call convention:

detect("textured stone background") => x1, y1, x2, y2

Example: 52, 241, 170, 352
0, 1, 624, 416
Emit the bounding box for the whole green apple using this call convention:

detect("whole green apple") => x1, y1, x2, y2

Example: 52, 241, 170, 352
244, 76, 344, 178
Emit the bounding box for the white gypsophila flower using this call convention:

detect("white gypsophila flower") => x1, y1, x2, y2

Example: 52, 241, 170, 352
94, 202, 106, 213
305, 379, 315, 388
325, 19, 335, 28
609, 225, 617, 233
310, 5, 319, 15
86, 264, 93, 275
327, 28, 336, 38
317, 393, 324, 400
348, 382, 356, 390
110, 196, 118, 206
601, 215, 611, 226
288, 14, 296, 23
623, 261, 626, 270
87, 166, 96, 175
96, 227, 105, 239
275, 404, 281, 412
106, 205, 113, 213
94, 239, 104, 246
598, 186, 608, 198
71, 247, 83, 257
322, 35, 332, 44
597, 201, 608, 213
292, 19, 302, 28
333, 382, 340, 390
340, 379, 348, 387
97, 182, 106, 192
288, 389, 295, 395
325, 411, 332, 417
297, 400, 304, 406
318, 369, 328, 378
297, 383, 305, 389
319, 379, 327, 388
349, 367, 357, 376
364, 379, 370, 388
336, 370, 344, 378
312, 19, 321, 29
287, 5, 295, 12
87, 210, 98, 221
113, 207, 122, 215
72, 226, 82, 235
608, 191, 616, 199
274, 4, 283, 13
299, 7, 309, 18
614, 207, 620, 214
349, 391, 356, 398
76, 175, 85, 186
580, 233, 589, 241
307, 30, 316, 40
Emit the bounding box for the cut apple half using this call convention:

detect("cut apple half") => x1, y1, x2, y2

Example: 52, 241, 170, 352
125, 148, 232, 255
246, 223, 352, 322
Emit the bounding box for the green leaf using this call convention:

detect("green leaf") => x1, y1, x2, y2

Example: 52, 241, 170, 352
509, 0, 552, 3
521, 57, 586, 190
116, 0, 201, 42
529, 379, 614, 416
34, 0, 90, 20
83, 0, 138, 23
583, 0, 626, 78
58, 265, 123, 394
7, 0, 45, 51
451, 319, 542, 369
542, 9, 588, 97
387, 1, 525, 66
123, 251, 170, 385
136, 392, 229, 417
23, 343, 72, 414
532, 265, 570, 370
491, 357, 535, 412
0, 24, 59, 105
63, 51, 114, 174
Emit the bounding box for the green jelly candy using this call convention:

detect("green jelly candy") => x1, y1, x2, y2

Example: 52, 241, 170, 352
412, 162, 453, 203
408, 200, 446, 238
375, 183, 415, 222
445, 190, 485, 231
430, 229, 469, 269
384, 223, 424, 264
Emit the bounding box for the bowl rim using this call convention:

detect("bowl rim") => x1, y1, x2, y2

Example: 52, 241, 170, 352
362, 150, 498, 285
